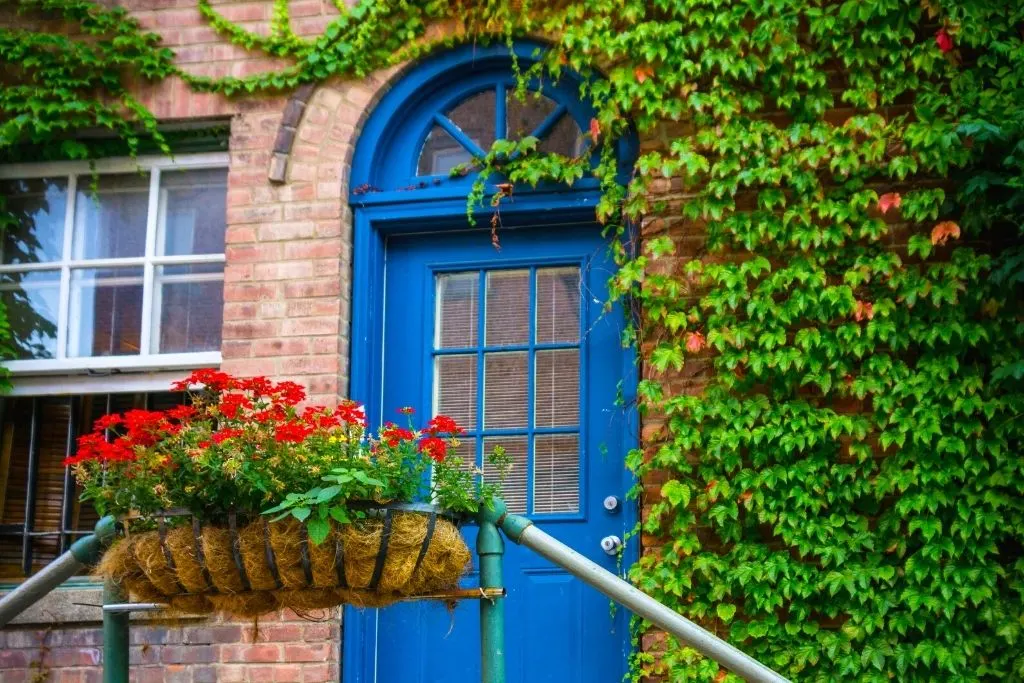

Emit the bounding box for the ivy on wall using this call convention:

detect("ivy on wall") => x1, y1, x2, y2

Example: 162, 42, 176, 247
1, 0, 1023, 681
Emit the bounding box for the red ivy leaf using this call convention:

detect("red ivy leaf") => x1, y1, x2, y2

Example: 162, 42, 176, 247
853, 301, 874, 322
685, 331, 706, 353
589, 118, 601, 144
931, 221, 961, 245
877, 192, 901, 214
936, 28, 954, 53
634, 65, 654, 83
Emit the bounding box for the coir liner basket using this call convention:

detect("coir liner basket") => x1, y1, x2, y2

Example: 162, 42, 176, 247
97, 504, 472, 617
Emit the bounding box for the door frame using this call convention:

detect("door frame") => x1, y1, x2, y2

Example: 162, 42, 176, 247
342, 193, 640, 682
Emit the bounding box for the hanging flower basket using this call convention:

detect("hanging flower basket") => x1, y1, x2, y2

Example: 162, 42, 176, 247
100, 504, 470, 617
66, 370, 512, 619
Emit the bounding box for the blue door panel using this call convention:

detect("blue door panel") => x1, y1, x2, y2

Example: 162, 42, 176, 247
349, 224, 630, 683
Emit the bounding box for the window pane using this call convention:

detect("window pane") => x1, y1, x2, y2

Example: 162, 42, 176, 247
159, 168, 228, 256
483, 436, 527, 514
435, 272, 478, 348
484, 352, 527, 429
417, 90, 496, 176
536, 267, 581, 343
155, 264, 224, 353
534, 434, 580, 514
0, 271, 60, 360
0, 178, 67, 265
535, 349, 580, 427
69, 267, 143, 357
538, 113, 586, 158
506, 91, 558, 139
485, 269, 529, 346
434, 354, 477, 430
418, 127, 473, 176
73, 174, 149, 260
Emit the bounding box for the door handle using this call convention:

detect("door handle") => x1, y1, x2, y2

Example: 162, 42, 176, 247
600, 535, 623, 555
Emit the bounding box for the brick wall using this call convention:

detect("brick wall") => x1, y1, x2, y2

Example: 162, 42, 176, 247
0, 611, 339, 683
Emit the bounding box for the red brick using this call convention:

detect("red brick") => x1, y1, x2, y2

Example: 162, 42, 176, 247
284, 280, 341, 298
284, 240, 342, 261
258, 221, 317, 242
253, 338, 310, 357
220, 643, 281, 664
282, 642, 332, 662
281, 317, 339, 337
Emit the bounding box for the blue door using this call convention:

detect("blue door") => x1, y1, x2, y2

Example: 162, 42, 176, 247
347, 222, 631, 682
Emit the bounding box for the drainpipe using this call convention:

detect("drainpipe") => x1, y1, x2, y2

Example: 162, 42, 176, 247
480, 501, 791, 683
0, 516, 117, 628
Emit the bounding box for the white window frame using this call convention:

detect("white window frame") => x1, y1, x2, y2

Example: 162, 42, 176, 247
0, 153, 228, 376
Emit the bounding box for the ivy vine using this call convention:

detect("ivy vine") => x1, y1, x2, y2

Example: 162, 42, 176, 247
2, 1, 1023, 681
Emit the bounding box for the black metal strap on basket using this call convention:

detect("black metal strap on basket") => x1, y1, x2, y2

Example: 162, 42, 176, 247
191, 516, 216, 593
368, 508, 394, 591
157, 516, 189, 594
262, 517, 284, 589
411, 511, 438, 577
227, 512, 252, 592
297, 522, 314, 586
334, 536, 348, 589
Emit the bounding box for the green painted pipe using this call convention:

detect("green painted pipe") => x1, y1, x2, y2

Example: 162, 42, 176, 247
477, 510, 506, 683
0, 516, 117, 628
103, 579, 129, 683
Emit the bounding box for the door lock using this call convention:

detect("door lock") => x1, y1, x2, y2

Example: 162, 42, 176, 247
600, 535, 623, 555
603, 495, 620, 513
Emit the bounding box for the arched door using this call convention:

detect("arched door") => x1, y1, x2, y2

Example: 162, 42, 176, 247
345, 43, 636, 683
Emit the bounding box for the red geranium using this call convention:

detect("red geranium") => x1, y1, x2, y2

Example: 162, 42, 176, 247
211, 428, 245, 444
419, 437, 447, 463
274, 421, 312, 444
380, 423, 415, 447
219, 393, 253, 419
426, 415, 462, 436
171, 368, 236, 393
335, 401, 366, 426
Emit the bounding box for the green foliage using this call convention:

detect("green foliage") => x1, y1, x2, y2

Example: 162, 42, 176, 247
3, 0, 1024, 680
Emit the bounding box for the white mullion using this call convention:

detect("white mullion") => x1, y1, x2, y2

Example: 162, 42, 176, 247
151, 253, 225, 266
55, 173, 76, 360
139, 168, 160, 356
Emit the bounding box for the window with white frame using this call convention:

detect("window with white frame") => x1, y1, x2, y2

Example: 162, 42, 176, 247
0, 153, 229, 373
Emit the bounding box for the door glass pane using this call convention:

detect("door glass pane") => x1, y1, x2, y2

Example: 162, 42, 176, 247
73, 174, 149, 260
506, 91, 559, 139
536, 267, 580, 343
484, 352, 527, 429
434, 354, 477, 430
159, 168, 228, 256
535, 349, 579, 427
435, 272, 478, 348
418, 127, 473, 176
154, 264, 224, 353
0, 178, 67, 265
485, 269, 529, 346
538, 114, 586, 157
69, 267, 143, 357
447, 90, 496, 152
483, 436, 527, 514
534, 434, 580, 514
0, 271, 60, 359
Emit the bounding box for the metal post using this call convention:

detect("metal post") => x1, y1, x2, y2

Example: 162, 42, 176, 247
103, 579, 129, 683
0, 516, 117, 628
481, 501, 791, 683
477, 514, 506, 683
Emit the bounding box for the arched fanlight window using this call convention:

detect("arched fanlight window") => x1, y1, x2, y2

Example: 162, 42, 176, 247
350, 43, 603, 197
417, 85, 587, 176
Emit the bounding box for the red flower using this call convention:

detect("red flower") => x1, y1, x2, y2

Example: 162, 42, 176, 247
166, 404, 197, 422
935, 28, 954, 53
302, 407, 341, 430
398, 406, 415, 415
219, 393, 252, 419
211, 428, 244, 444
171, 368, 236, 393
380, 423, 415, 448
335, 401, 366, 426
240, 376, 274, 397
274, 381, 306, 406
93, 414, 122, 431
426, 415, 462, 436
274, 421, 311, 444
419, 437, 448, 463
253, 405, 287, 424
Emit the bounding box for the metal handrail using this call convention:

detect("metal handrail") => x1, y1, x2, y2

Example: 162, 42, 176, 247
477, 500, 791, 683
